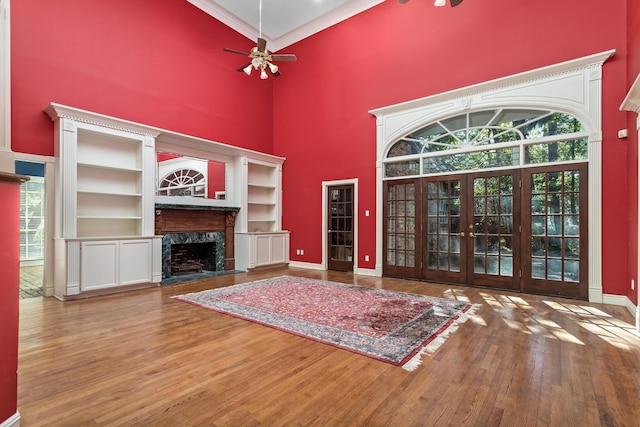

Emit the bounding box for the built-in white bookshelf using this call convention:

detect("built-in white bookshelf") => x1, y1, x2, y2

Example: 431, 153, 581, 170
246, 162, 279, 232
75, 129, 144, 237
235, 158, 289, 270
46, 103, 161, 299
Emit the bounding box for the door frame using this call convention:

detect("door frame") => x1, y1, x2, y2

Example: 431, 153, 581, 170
322, 178, 358, 272
14, 153, 56, 298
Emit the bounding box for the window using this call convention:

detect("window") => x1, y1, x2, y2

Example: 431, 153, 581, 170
20, 177, 45, 260
158, 169, 207, 197
385, 109, 587, 178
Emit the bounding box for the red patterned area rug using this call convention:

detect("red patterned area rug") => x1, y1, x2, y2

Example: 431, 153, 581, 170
173, 276, 477, 370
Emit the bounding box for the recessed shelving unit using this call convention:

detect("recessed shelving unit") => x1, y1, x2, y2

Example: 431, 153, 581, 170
46, 103, 162, 299
236, 158, 289, 270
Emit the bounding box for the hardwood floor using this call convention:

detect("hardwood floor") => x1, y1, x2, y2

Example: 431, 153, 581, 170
18, 267, 640, 426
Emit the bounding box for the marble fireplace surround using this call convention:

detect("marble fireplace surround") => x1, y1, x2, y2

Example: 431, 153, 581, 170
155, 204, 239, 280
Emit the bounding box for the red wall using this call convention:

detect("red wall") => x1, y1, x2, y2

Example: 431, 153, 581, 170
626, 0, 640, 305
274, 0, 630, 296
9, 1, 635, 300
11, 0, 274, 156
0, 180, 21, 423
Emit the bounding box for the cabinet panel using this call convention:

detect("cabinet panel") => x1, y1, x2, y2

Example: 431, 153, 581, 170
270, 234, 288, 264
119, 240, 152, 285
235, 232, 289, 270
80, 240, 118, 291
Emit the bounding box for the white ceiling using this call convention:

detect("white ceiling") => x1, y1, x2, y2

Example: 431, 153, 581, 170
187, 0, 385, 52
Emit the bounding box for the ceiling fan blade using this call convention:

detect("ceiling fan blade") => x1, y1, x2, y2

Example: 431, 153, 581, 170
270, 69, 281, 77
223, 47, 250, 56
257, 37, 267, 53
236, 62, 252, 72
450, 0, 463, 6
271, 54, 297, 62
398, 0, 410, 3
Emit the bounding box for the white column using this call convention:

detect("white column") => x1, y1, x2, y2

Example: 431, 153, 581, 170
0, 0, 15, 173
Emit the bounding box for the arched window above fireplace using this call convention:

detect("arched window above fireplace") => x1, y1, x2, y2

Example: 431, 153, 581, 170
158, 169, 206, 197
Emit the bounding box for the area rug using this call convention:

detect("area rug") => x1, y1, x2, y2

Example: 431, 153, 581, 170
173, 276, 478, 370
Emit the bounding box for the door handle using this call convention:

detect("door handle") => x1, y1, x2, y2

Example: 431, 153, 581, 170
459, 231, 465, 237
469, 232, 475, 238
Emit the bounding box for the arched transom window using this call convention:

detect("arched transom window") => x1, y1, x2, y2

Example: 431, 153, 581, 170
384, 109, 588, 178
158, 169, 206, 197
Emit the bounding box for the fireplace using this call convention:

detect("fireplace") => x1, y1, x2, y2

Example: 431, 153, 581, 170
162, 232, 225, 279
171, 242, 216, 274
155, 205, 239, 282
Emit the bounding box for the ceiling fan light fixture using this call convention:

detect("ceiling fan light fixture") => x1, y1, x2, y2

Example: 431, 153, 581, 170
243, 64, 252, 75
434, 0, 446, 6
260, 68, 268, 80
268, 62, 279, 74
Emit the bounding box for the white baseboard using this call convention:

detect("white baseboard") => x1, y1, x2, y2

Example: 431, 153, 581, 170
354, 267, 380, 277
288, 261, 324, 270
602, 294, 638, 320
0, 412, 20, 427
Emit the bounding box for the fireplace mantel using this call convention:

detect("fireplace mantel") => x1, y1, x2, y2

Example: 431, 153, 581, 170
155, 204, 239, 271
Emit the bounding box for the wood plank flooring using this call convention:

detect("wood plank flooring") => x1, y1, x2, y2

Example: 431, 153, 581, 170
17, 267, 640, 426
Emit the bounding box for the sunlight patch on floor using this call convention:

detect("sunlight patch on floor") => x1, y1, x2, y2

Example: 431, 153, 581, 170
543, 300, 640, 350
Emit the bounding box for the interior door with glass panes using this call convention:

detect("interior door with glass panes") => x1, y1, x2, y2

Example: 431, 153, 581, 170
327, 185, 354, 271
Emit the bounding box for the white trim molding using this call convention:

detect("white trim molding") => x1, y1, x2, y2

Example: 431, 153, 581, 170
288, 261, 324, 270
370, 50, 615, 302
0, 0, 14, 173
620, 78, 640, 333
14, 153, 56, 298
0, 411, 20, 427
186, 0, 384, 52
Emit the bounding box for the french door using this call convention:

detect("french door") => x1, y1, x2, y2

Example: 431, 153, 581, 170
384, 164, 587, 298
421, 171, 521, 290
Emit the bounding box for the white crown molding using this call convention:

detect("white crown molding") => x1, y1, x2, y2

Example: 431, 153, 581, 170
187, 0, 384, 52
268, 0, 385, 51
370, 49, 616, 118
620, 73, 640, 113
187, 0, 258, 46
45, 103, 162, 138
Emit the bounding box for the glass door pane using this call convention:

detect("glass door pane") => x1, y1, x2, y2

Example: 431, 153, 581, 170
422, 176, 465, 284
383, 179, 420, 278
522, 164, 587, 298
468, 171, 519, 290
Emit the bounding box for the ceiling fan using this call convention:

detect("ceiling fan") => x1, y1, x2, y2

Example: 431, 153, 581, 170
399, 0, 464, 6
222, 0, 297, 79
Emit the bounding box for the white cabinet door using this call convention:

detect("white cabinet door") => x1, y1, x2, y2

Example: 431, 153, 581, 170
119, 239, 152, 285
254, 234, 273, 267
269, 233, 288, 265
80, 240, 118, 291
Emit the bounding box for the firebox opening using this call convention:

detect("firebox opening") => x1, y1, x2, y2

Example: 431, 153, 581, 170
170, 242, 216, 276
